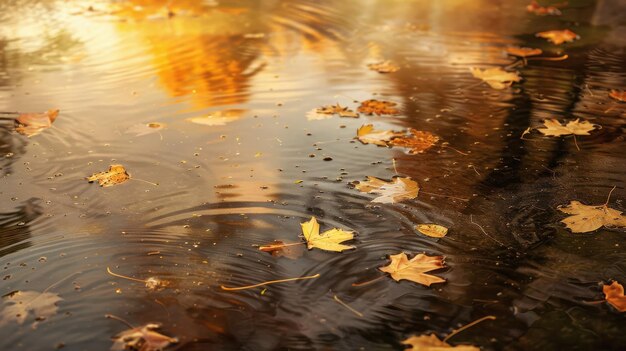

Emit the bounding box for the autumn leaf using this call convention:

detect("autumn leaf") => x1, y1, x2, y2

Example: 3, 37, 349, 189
416, 224, 449, 238
526, 0, 563, 16
111, 323, 178, 351
470, 67, 521, 89
389, 129, 439, 154
379, 252, 445, 286
609, 90, 626, 102
301, 216, 355, 252
603, 281, 626, 312
126, 122, 166, 137
536, 119, 597, 137
357, 100, 400, 116
367, 60, 399, 73
87, 164, 130, 187
187, 109, 245, 126
558, 201, 626, 233
309, 104, 358, 119
354, 176, 419, 203
0, 290, 62, 327
259, 240, 305, 259
14, 109, 59, 137
505, 46, 543, 58
356, 124, 404, 146
402, 334, 479, 351
536, 29, 579, 45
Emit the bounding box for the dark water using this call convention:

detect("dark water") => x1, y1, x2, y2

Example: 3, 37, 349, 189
1, 0, 626, 350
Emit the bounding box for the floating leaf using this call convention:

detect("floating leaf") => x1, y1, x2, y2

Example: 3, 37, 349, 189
186, 109, 245, 126
536, 29, 579, 45
416, 224, 449, 238
558, 201, 626, 233
379, 252, 445, 286
111, 323, 178, 351
354, 176, 419, 203
357, 100, 400, 115
259, 240, 305, 259
389, 128, 439, 154
505, 46, 543, 58
603, 281, 626, 312
402, 334, 479, 351
367, 60, 399, 73
300, 216, 354, 252
526, 0, 562, 15
0, 290, 62, 327
470, 67, 521, 89
126, 122, 166, 137
356, 124, 403, 146
87, 164, 130, 187
609, 90, 626, 102
536, 119, 597, 137
14, 109, 59, 137
310, 104, 358, 119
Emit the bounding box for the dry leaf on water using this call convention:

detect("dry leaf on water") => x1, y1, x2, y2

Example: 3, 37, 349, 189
87, 164, 130, 187
14, 109, 59, 137
603, 281, 626, 312
470, 67, 521, 89
379, 252, 445, 286
308, 104, 358, 120
416, 224, 449, 238
259, 240, 305, 259
402, 334, 479, 351
367, 60, 399, 73
356, 124, 404, 146
126, 122, 166, 137
536, 29, 579, 45
187, 109, 245, 126
389, 129, 439, 154
111, 323, 178, 351
537, 119, 597, 137
357, 100, 400, 115
0, 290, 62, 327
526, 0, 563, 16
558, 201, 626, 233
301, 216, 354, 252
505, 46, 543, 58
609, 90, 626, 102
354, 176, 419, 204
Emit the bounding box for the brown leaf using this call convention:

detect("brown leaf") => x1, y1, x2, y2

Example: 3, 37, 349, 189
379, 252, 445, 286
258, 240, 305, 259
558, 201, 626, 233
111, 323, 178, 351
367, 60, 399, 73
0, 290, 62, 328
87, 164, 130, 187
609, 90, 626, 102
536, 119, 598, 137
389, 128, 439, 154
14, 109, 59, 137
505, 46, 543, 58
526, 0, 563, 16
312, 104, 358, 118
402, 334, 480, 351
356, 124, 404, 146
354, 176, 419, 203
536, 29, 579, 45
416, 224, 448, 238
603, 281, 626, 312
470, 67, 521, 89
357, 100, 400, 115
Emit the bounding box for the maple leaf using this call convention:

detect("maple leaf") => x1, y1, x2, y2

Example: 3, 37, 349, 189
14, 109, 59, 137
356, 124, 404, 146
379, 252, 445, 286
470, 67, 521, 89
402, 334, 479, 351
389, 128, 439, 154
87, 164, 131, 187
526, 0, 563, 16
367, 60, 399, 73
558, 201, 626, 233
505, 46, 543, 58
126, 122, 166, 137
603, 281, 626, 312
186, 109, 245, 126
0, 290, 62, 328
313, 104, 359, 118
357, 100, 400, 115
300, 216, 354, 252
354, 176, 419, 203
609, 90, 626, 102
536, 119, 597, 137
536, 29, 579, 45
416, 224, 449, 238
111, 323, 178, 351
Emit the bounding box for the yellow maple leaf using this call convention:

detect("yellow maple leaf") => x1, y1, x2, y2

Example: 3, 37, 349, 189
389, 128, 439, 154
558, 200, 626, 233
356, 124, 404, 146
469, 67, 521, 89
87, 165, 130, 187
300, 217, 354, 252
379, 252, 445, 286
402, 334, 479, 351
536, 29, 579, 45
416, 224, 449, 238
14, 109, 59, 137
603, 281, 626, 312
537, 119, 597, 137
354, 176, 419, 203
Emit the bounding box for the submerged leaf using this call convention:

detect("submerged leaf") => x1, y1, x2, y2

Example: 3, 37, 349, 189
0, 290, 62, 327
379, 252, 445, 286
402, 334, 479, 351
389, 129, 439, 154
357, 100, 400, 115
505, 46, 543, 58
367, 60, 399, 73
526, 0, 562, 16
356, 124, 404, 146
536, 29, 579, 45
470, 67, 521, 89
558, 201, 626, 233
603, 281, 626, 312
87, 164, 130, 187
416, 224, 449, 238
126, 122, 166, 137
609, 90, 626, 102
311, 104, 358, 118
186, 109, 245, 126
14, 109, 59, 137
354, 176, 419, 203
300, 217, 354, 252
111, 323, 178, 351
537, 119, 597, 137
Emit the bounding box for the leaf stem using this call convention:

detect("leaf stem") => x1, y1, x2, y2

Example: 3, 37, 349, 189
220, 273, 320, 291
333, 294, 363, 317
130, 178, 159, 186
351, 275, 385, 287
107, 267, 147, 283
443, 315, 496, 342
573, 135, 580, 151
605, 186, 617, 206
105, 314, 136, 329
526, 54, 568, 61
421, 191, 469, 202
470, 215, 506, 247
259, 242, 304, 251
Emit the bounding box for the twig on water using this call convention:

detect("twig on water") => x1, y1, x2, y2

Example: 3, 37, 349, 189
469, 215, 506, 247
333, 294, 364, 317
220, 273, 320, 291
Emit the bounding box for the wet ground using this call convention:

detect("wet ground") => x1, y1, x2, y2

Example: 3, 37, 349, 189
1, 0, 625, 350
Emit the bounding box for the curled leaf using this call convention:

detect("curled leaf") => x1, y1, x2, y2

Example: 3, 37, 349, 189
87, 165, 130, 187
111, 323, 178, 351
536, 29, 579, 45
389, 129, 439, 154
357, 100, 400, 115
356, 124, 404, 146
603, 281, 626, 312
379, 252, 445, 286
505, 46, 542, 58
367, 60, 399, 73
354, 176, 419, 203
416, 224, 449, 238
14, 109, 59, 137
470, 67, 521, 90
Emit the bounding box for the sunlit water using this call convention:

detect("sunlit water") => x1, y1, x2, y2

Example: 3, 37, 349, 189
1, 0, 625, 350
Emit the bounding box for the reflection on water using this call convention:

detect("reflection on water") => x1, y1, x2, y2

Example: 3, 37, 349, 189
0, 0, 625, 350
